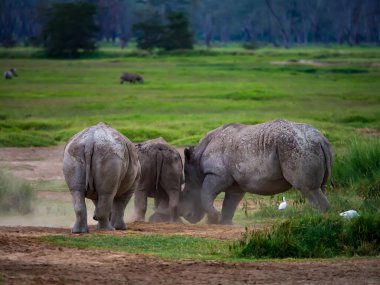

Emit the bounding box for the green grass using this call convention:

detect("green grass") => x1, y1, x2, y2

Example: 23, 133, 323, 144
0, 46, 379, 148
41, 234, 230, 260
230, 214, 380, 259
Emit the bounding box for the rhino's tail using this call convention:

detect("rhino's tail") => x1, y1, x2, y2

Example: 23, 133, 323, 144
155, 152, 164, 192
84, 137, 95, 196
320, 139, 334, 192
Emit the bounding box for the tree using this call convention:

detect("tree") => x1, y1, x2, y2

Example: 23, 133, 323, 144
161, 12, 193, 50
42, 1, 98, 57
133, 12, 165, 50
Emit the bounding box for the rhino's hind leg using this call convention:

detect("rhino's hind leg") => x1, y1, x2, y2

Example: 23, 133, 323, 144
95, 194, 115, 231
71, 190, 89, 234
301, 188, 330, 212
133, 189, 148, 222
111, 189, 134, 230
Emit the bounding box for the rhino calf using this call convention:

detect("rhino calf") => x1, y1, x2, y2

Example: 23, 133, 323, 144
63, 122, 141, 233
133, 138, 183, 223
4, 68, 17, 79
181, 119, 333, 224
120, 72, 144, 84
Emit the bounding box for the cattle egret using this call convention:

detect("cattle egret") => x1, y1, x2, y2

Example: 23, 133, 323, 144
340, 210, 359, 218
278, 196, 287, 210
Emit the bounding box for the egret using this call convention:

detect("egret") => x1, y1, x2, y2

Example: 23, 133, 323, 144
340, 210, 359, 218
278, 196, 287, 210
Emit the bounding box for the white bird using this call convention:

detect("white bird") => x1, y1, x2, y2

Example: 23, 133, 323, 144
278, 196, 287, 210
340, 210, 359, 219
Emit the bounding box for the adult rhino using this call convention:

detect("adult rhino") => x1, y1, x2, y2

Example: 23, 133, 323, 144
180, 119, 332, 224
120, 72, 143, 84
133, 138, 183, 223
63, 122, 140, 233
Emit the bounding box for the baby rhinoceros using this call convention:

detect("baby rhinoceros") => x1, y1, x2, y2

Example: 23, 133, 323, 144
63, 122, 141, 233
120, 72, 144, 84
133, 138, 183, 223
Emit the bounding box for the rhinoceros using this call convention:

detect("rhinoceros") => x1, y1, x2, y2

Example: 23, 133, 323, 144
133, 138, 183, 223
63, 122, 141, 233
120, 72, 144, 84
180, 119, 333, 224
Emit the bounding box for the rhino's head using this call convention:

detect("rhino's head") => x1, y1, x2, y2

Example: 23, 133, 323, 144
179, 146, 206, 224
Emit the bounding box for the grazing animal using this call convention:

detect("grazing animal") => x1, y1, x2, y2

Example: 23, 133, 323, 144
4, 68, 17, 79
180, 119, 333, 224
278, 196, 287, 210
63, 122, 141, 233
120, 72, 144, 84
133, 138, 183, 223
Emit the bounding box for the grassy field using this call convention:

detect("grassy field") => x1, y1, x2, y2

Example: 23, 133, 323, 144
0, 46, 379, 149
1, 46, 380, 260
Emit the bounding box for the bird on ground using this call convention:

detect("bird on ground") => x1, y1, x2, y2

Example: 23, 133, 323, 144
340, 210, 359, 218
278, 196, 287, 210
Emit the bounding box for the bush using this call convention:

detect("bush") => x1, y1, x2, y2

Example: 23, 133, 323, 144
0, 171, 34, 214
230, 214, 380, 258
333, 139, 380, 198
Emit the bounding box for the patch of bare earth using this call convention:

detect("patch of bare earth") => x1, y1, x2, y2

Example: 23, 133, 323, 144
1, 146, 380, 284
357, 128, 380, 138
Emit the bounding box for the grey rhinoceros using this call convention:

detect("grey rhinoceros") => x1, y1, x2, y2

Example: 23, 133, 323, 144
63, 122, 141, 233
133, 138, 183, 223
180, 119, 333, 224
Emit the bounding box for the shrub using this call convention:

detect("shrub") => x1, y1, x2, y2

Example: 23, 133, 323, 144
230, 214, 380, 258
0, 171, 34, 214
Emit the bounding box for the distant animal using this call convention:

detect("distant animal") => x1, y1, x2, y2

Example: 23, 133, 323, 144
63, 122, 141, 233
340, 210, 359, 218
133, 138, 183, 223
120, 72, 144, 84
180, 119, 333, 224
4, 68, 17, 79
278, 196, 287, 210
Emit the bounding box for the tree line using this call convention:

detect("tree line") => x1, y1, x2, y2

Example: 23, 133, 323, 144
1, 0, 379, 50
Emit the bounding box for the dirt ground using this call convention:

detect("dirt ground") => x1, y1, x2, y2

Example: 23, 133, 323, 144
0, 146, 380, 284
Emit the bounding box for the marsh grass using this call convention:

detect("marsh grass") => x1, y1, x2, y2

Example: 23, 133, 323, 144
230, 214, 380, 259
0, 171, 34, 214
41, 234, 230, 260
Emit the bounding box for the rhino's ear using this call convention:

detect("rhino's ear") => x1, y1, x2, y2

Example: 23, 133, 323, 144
184, 146, 194, 161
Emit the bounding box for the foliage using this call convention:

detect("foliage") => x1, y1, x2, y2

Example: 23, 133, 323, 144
333, 139, 380, 198
160, 12, 193, 51
133, 12, 165, 50
230, 214, 380, 258
0, 171, 34, 214
42, 1, 98, 58
42, 234, 229, 260
133, 11, 193, 51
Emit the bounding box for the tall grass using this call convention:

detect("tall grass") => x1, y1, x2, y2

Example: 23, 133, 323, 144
333, 139, 380, 198
0, 171, 34, 214
230, 214, 380, 258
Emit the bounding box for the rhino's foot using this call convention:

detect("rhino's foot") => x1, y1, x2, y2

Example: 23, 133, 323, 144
71, 224, 89, 234
207, 212, 221, 224
113, 221, 127, 230
97, 223, 115, 231
220, 219, 233, 225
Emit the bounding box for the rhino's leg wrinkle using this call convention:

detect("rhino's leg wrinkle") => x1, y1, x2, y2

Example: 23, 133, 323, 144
111, 189, 134, 230
133, 190, 148, 221
201, 174, 233, 224
96, 194, 114, 230
221, 190, 245, 225
301, 188, 330, 212
71, 190, 88, 233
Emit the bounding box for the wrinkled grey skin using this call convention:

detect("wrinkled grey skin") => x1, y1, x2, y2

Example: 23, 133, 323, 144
4, 68, 17, 79
181, 119, 333, 225
63, 122, 141, 233
120, 72, 144, 84
133, 138, 183, 223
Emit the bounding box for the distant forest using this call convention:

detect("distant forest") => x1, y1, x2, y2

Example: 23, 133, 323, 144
1, 0, 380, 48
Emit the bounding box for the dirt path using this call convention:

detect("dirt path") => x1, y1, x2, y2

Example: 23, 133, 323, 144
1, 146, 380, 284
